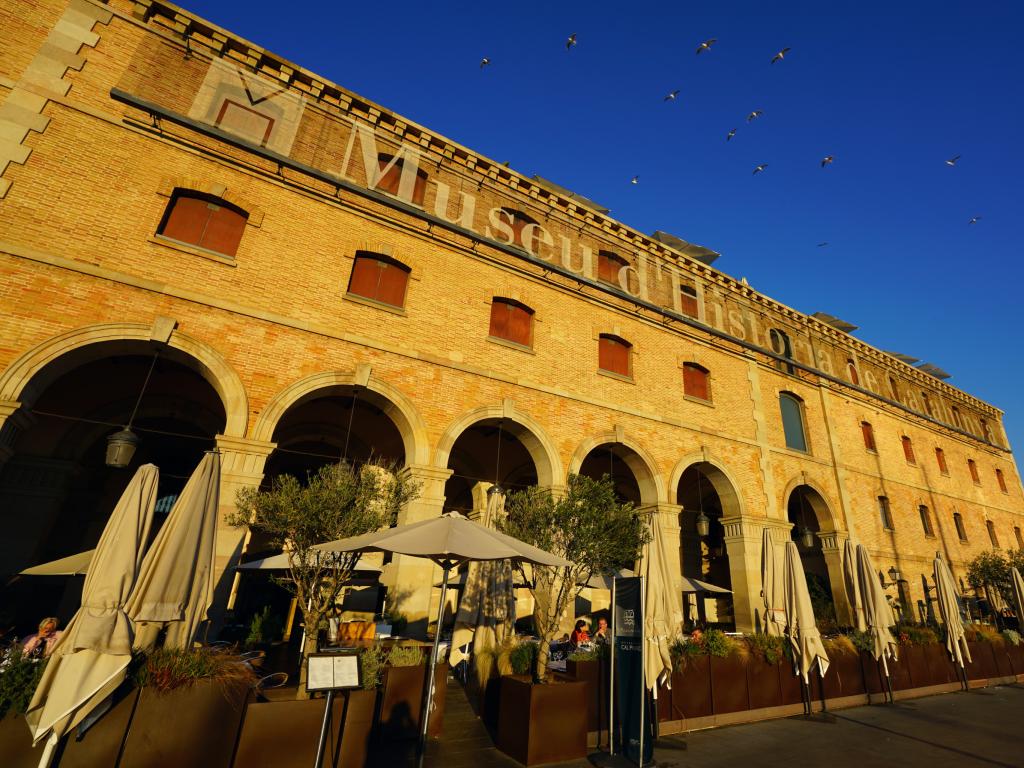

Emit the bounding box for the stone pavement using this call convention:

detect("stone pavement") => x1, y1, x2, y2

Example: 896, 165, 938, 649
428, 682, 1024, 768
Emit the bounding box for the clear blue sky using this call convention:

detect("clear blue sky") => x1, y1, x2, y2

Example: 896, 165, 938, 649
185, 0, 1024, 457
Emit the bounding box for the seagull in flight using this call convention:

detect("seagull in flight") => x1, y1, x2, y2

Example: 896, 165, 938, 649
566, 33, 577, 51
747, 110, 763, 122
752, 164, 768, 175
945, 155, 961, 166
480, 57, 490, 69
969, 216, 981, 225
817, 242, 829, 247
664, 89, 680, 102
630, 176, 639, 184
821, 155, 834, 168
696, 39, 717, 54
771, 47, 791, 64
726, 128, 737, 141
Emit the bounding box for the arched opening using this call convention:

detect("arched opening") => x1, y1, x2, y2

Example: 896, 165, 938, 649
677, 463, 734, 630
442, 419, 539, 515
577, 443, 646, 506
787, 484, 836, 628
0, 346, 226, 637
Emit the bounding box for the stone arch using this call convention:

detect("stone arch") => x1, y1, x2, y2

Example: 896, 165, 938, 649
252, 369, 430, 466
781, 475, 841, 534
433, 404, 562, 489
669, 451, 744, 518
0, 322, 248, 437
568, 432, 665, 504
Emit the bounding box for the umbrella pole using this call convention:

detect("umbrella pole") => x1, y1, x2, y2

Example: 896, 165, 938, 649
417, 563, 451, 768
817, 662, 828, 713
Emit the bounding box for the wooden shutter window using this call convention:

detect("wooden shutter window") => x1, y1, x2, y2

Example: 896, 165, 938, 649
861, 422, 876, 451
878, 496, 893, 530
597, 251, 627, 284
901, 436, 915, 463
968, 459, 979, 483
954, 512, 967, 541
919, 506, 934, 537
682, 364, 710, 401
159, 191, 247, 257
377, 155, 427, 205
347, 252, 410, 308
489, 299, 533, 347
997, 469, 1008, 493
599, 335, 631, 377
680, 285, 699, 317
935, 447, 948, 474
987, 520, 999, 547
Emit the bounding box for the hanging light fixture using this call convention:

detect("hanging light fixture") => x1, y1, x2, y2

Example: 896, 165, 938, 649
695, 470, 710, 537
797, 489, 815, 549
105, 352, 159, 468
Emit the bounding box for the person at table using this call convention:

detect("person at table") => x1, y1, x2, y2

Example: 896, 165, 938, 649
570, 619, 590, 647
592, 616, 609, 644
22, 617, 62, 658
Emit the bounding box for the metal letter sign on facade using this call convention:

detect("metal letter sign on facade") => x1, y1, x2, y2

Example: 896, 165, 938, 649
612, 576, 653, 766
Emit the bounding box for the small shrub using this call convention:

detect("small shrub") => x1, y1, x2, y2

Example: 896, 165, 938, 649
896, 624, 939, 646
1001, 629, 1021, 647
747, 633, 786, 665
703, 629, 734, 658
508, 641, 537, 676
359, 644, 386, 690
964, 623, 1002, 644
0, 644, 47, 718
386, 645, 424, 667
245, 606, 283, 648
824, 634, 857, 656
383, 612, 408, 636
669, 636, 703, 670
848, 631, 875, 655
568, 647, 601, 662
134, 647, 256, 695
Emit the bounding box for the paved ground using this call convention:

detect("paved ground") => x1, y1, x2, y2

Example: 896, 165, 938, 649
428, 682, 1024, 768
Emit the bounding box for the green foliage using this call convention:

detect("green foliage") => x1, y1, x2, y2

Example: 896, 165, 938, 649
359, 644, 386, 690
1002, 629, 1021, 646
895, 624, 940, 646
964, 623, 1003, 644
702, 629, 733, 658
746, 633, 787, 665
805, 573, 837, 634
508, 641, 538, 676
824, 634, 857, 656
133, 647, 256, 695
499, 474, 649, 682
848, 630, 876, 655
386, 645, 424, 667
245, 606, 283, 648
669, 629, 734, 668
0, 644, 47, 718
568, 646, 602, 662
382, 611, 408, 636
966, 550, 1016, 607
669, 636, 704, 670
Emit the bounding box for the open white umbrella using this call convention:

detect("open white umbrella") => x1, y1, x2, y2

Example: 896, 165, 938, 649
640, 512, 680, 696
783, 541, 830, 685
934, 554, 971, 675
843, 539, 867, 632
19, 549, 95, 577
26, 464, 159, 764
856, 544, 898, 700
317, 511, 568, 768
584, 567, 636, 590
126, 451, 220, 650
761, 528, 786, 637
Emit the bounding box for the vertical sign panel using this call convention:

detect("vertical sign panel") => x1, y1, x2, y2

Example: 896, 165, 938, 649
613, 576, 653, 765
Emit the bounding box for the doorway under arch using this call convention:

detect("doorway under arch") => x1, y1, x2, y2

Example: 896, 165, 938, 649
787, 484, 837, 628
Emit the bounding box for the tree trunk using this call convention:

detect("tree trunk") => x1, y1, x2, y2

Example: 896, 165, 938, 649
535, 633, 551, 683
295, 625, 318, 700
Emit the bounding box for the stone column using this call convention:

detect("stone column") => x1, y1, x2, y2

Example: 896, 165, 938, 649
209, 435, 276, 625
818, 530, 853, 625
722, 517, 792, 633
383, 464, 452, 638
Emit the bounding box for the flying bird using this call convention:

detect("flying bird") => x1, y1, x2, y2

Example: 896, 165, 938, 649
771, 47, 791, 64
696, 39, 717, 54
480, 57, 490, 69
630, 176, 639, 184
945, 155, 961, 166
817, 242, 829, 247
821, 155, 834, 168
747, 110, 763, 122
664, 89, 680, 102
726, 128, 737, 141
969, 216, 981, 225
566, 33, 577, 51
752, 164, 768, 175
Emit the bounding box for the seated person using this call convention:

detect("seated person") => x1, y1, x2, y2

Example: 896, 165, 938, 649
23, 617, 62, 658
592, 616, 609, 643
570, 619, 590, 648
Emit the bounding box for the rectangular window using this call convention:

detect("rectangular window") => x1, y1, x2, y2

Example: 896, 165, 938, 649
888, 376, 900, 402
780, 393, 807, 452
954, 512, 967, 542
682, 363, 710, 401
598, 335, 631, 377
935, 447, 948, 475
1016, 526, 1023, 548
996, 468, 1008, 493
987, 520, 999, 548
879, 496, 894, 531
968, 459, 980, 484
919, 505, 934, 537
680, 284, 699, 318
861, 422, 876, 452
347, 252, 410, 308
488, 299, 533, 348
597, 251, 627, 285
901, 436, 915, 464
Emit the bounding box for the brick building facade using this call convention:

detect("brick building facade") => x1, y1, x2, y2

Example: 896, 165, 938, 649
1, 0, 1021, 634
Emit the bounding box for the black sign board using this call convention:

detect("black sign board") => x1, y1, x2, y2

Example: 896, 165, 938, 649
613, 576, 653, 765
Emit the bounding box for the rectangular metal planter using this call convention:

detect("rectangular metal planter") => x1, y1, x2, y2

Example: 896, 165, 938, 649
922, 643, 957, 685
566, 658, 609, 733
744, 657, 783, 710
670, 657, 712, 719
710, 654, 749, 714
232, 693, 349, 768
821, 651, 866, 699
965, 641, 999, 680
496, 675, 587, 767
0, 714, 44, 768
377, 663, 447, 741
60, 688, 140, 768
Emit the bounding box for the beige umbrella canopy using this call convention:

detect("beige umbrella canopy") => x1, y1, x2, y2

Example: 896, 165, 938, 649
126, 451, 220, 650
783, 541, 830, 684
856, 544, 898, 673
1012, 567, 1024, 628
449, 489, 517, 668
19, 549, 95, 577
843, 539, 867, 632
761, 527, 786, 637
934, 554, 972, 668
26, 464, 159, 755
640, 512, 681, 694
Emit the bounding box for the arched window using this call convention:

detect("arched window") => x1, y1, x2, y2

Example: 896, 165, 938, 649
347, 251, 411, 308
921, 392, 933, 417
489, 298, 534, 348
968, 458, 980, 484
597, 250, 628, 285
951, 405, 964, 430
980, 418, 993, 443
953, 511, 967, 542
1015, 526, 1023, 548
861, 421, 876, 452
157, 189, 248, 257
682, 363, 711, 401
377, 153, 428, 205
996, 468, 1008, 493
779, 392, 807, 452
901, 435, 915, 464
846, 359, 859, 386
878, 496, 894, 531
680, 283, 699, 318
598, 334, 632, 378
770, 329, 795, 374
935, 447, 948, 475
919, 505, 934, 537
888, 376, 900, 402
986, 520, 1000, 548
499, 208, 542, 252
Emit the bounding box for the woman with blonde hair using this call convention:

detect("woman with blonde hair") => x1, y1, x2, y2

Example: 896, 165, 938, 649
22, 617, 63, 658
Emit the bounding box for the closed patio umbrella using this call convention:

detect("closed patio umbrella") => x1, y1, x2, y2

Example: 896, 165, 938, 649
843, 539, 867, 632
761, 527, 786, 637
26, 464, 159, 763
1012, 567, 1024, 628
934, 553, 972, 671
783, 541, 830, 685
449, 488, 517, 668
856, 545, 898, 678
640, 512, 680, 696
19, 549, 95, 577
126, 451, 220, 650
316, 511, 568, 768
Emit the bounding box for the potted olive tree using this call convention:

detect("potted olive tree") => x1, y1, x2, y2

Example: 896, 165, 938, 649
496, 474, 648, 766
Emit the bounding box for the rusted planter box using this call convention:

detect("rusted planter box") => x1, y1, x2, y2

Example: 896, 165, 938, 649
886, 648, 913, 691
922, 643, 957, 685
377, 663, 447, 741
0, 714, 43, 768
778, 661, 804, 705
60, 688, 141, 768
566, 658, 609, 732
965, 641, 998, 680
710, 654, 748, 714
821, 652, 865, 699
991, 643, 1014, 678
670, 656, 712, 719
744, 657, 783, 710
902, 645, 934, 688
1005, 642, 1024, 674
496, 675, 587, 767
